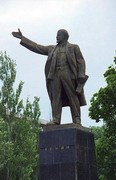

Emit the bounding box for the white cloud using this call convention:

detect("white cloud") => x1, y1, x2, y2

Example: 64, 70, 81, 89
0, 0, 82, 24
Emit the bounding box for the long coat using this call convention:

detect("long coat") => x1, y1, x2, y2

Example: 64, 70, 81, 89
20, 36, 88, 107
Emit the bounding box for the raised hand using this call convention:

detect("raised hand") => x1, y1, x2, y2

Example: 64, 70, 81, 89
12, 28, 22, 39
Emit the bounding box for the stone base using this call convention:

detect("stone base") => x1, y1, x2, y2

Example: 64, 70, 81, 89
41, 123, 89, 132
39, 124, 98, 180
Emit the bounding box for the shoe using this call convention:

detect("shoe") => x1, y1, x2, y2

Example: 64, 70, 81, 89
73, 117, 81, 125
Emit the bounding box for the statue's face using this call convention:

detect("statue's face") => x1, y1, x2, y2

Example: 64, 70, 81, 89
56, 31, 65, 43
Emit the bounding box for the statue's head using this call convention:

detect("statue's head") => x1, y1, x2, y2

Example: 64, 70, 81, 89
56, 29, 69, 44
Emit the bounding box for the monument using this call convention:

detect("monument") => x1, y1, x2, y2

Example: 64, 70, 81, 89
12, 28, 88, 125
12, 29, 97, 180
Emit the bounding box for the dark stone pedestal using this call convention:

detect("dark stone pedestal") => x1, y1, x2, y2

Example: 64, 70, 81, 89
39, 124, 98, 180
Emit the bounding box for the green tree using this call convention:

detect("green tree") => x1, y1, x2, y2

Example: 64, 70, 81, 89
90, 126, 104, 143
89, 56, 116, 180
0, 52, 41, 180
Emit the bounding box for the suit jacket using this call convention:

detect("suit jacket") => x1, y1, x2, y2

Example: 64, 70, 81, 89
20, 36, 88, 106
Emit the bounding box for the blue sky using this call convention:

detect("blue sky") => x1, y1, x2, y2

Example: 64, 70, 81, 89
0, 0, 116, 127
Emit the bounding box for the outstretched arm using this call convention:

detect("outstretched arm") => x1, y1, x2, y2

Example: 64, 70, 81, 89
12, 29, 52, 55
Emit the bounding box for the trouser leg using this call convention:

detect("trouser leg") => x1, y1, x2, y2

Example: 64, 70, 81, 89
50, 75, 62, 124
60, 71, 81, 123
70, 107, 81, 124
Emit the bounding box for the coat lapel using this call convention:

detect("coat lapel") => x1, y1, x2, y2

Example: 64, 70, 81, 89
45, 45, 57, 79
47, 45, 57, 61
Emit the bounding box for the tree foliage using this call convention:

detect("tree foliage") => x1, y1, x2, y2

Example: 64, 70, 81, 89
89, 56, 116, 180
90, 126, 104, 142
0, 52, 41, 180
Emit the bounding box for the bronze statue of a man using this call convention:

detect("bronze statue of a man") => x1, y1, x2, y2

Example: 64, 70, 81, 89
12, 29, 88, 125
